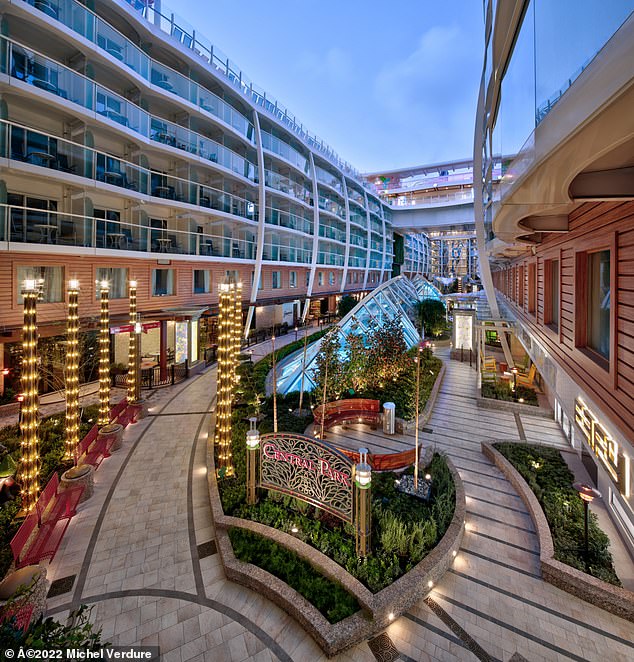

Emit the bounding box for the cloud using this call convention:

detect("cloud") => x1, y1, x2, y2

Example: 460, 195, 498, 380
373, 24, 482, 162
295, 46, 353, 84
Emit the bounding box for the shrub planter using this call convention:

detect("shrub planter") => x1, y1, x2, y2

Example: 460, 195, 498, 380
208, 440, 464, 657
482, 440, 634, 623
97, 423, 124, 451
60, 464, 94, 503
476, 388, 553, 418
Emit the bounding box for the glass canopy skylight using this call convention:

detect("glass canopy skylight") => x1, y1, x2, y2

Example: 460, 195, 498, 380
275, 276, 442, 394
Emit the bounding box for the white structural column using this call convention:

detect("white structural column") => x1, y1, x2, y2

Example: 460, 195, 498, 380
362, 190, 372, 291
302, 151, 321, 321
245, 111, 267, 336
379, 204, 387, 284
340, 176, 352, 293
473, 82, 513, 366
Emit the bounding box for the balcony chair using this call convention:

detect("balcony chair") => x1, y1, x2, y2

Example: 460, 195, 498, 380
516, 364, 537, 389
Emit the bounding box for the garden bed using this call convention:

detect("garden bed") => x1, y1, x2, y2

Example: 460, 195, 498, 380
208, 337, 464, 655
477, 383, 552, 418
483, 441, 634, 623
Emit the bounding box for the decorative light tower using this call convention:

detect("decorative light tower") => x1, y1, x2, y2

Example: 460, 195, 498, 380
64, 279, 81, 462
216, 282, 234, 476
354, 448, 372, 557
127, 280, 139, 403
233, 281, 243, 383
245, 416, 260, 504
98, 280, 111, 428
17, 279, 40, 515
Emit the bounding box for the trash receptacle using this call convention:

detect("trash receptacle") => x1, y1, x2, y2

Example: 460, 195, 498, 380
383, 402, 396, 435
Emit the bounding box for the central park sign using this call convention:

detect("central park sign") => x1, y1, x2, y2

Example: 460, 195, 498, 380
259, 433, 354, 523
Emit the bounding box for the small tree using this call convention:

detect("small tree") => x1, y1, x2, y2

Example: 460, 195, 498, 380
366, 318, 410, 386
337, 295, 357, 319
312, 330, 346, 403
344, 323, 368, 393
416, 299, 446, 337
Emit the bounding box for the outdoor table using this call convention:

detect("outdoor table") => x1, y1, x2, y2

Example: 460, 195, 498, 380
33, 223, 58, 243
157, 237, 172, 252
27, 151, 55, 167
107, 232, 126, 248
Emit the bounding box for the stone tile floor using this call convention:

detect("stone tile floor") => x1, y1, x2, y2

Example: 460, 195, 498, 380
41, 345, 634, 661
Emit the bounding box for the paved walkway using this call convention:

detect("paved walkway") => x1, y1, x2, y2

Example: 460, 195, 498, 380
41, 347, 633, 661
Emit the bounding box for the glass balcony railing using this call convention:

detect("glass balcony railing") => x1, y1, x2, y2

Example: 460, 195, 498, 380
261, 243, 312, 264
149, 118, 257, 182
264, 207, 313, 235
391, 188, 474, 207
315, 166, 343, 194
318, 195, 346, 220
349, 211, 367, 229
367, 198, 381, 215
2, 119, 258, 222
260, 131, 309, 174
3, 38, 259, 183
23, 0, 256, 142
264, 169, 312, 205
0, 204, 256, 258
347, 188, 365, 207
317, 250, 345, 267
318, 226, 346, 243
349, 233, 367, 248
348, 255, 366, 268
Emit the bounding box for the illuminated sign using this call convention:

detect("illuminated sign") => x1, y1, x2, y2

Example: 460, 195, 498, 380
575, 398, 630, 498
259, 433, 353, 522
454, 310, 474, 351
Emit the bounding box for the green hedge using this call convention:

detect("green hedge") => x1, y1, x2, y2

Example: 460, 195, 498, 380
494, 443, 621, 585
482, 382, 538, 406
228, 527, 359, 623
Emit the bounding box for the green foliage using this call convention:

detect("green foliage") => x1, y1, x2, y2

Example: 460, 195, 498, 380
337, 294, 357, 319
0, 605, 107, 650
228, 528, 359, 623
495, 443, 621, 586
415, 299, 447, 337
481, 382, 538, 406
312, 330, 347, 403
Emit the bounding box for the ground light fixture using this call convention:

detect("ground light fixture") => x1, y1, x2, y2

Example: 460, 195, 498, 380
64, 279, 81, 461
573, 481, 601, 571
245, 416, 259, 504
17, 278, 40, 514
354, 447, 372, 557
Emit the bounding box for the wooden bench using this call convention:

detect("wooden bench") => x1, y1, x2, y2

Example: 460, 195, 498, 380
313, 399, 380, 435
10, 474, 84, 569
338, 447, 416, 472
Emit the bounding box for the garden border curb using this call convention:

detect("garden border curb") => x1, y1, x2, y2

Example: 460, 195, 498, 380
482, 440, 634, 623
208, 442, 465, 657
476, 391, 553, 418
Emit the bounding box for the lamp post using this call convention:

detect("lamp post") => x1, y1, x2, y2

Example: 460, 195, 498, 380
271, 334, 278, 433
17, 279, 40, 515
98, 280, 110, 429
64, 279, 81, 462
298, 328, 308, 415
573, 482, 601, 571
414, 342, 423, 490
510, 366, 518, 402
245, 417, 259, 504
354, 447, 372, 557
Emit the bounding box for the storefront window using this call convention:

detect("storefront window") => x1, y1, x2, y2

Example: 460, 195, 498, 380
152, 269, 175, 296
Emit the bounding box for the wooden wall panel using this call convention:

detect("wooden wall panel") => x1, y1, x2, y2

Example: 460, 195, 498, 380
492, 201, 634, 438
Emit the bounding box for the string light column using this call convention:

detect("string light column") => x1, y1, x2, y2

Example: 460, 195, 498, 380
17, 279, 40, 515
98, 280, 111, 428
64, 280, 81, 462
127, 280, 139, 403
215, 283, 234, 476
233, 281, 242, 383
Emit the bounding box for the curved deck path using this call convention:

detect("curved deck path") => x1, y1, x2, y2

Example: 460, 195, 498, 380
43, 346, 634, 661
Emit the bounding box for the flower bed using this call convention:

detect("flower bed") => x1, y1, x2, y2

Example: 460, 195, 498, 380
481, 382, 538, 406
493, 442, 620, 585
